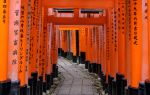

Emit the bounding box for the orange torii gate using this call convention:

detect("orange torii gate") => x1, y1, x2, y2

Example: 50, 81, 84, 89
1, 0, 150, 95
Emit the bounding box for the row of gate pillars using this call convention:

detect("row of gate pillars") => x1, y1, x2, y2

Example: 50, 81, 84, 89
0, 0, 59, 95
58, 0, 150, 95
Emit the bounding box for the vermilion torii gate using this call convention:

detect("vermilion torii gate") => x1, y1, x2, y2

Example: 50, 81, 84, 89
0, 0, 150, 95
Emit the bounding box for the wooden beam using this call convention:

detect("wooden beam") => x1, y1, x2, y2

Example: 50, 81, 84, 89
48, 16, 106, 25
59, 25, 93, 28
59, 25, 93, 30
43, 0, 114, 9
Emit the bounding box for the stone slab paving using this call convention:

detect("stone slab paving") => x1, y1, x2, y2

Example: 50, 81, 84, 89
53, 57, 99, 95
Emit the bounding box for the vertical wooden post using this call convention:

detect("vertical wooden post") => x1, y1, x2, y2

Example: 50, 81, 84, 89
79, 28, 85, 64
128, 0, 142, 94
92, 27, 97, 73
70, 30, 73, 59
8, 0, 20, 94
91, 27, 94, 72
148, 0, 150, 80
8, 0, 20, 83
19, 0, 28, 94
126, 0, 131, 87
64, 30, 68, 57
42, 6, 48, 92
61, 30, 64, 56
28, 2, 38, 94
58, 28, 63, 56
76, 29, 79, 62
37, 0, 42, 80
145, 0, 150, 94
116, 0, 127, 95
51, 24, 58, 78
27, 0, 33, 94
103, 24, 107, 89
46, 23, 53, 89
139, 0, 148, 94
117, 0, 126, 77
72, 30, 77, 63
0, 0, 11, 95
84, 27, 89, 69
106, 9, 111, 84
114, 9, 118, 78
36, 5, 45, 95
109, 9, 114, 78
36, 0, 42, 88
100, 26, 104, 74
88, 27, 93, 72
106, 8, 115, 95
109, 8, 118, 95
0, 0, 9, 82
96, 26, 99, 74
26, 0, 31, 87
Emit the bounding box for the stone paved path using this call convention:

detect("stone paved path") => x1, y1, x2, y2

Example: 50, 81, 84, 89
54, 57, 99, 95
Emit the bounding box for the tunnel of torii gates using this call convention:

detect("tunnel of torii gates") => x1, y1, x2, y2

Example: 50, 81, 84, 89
1, 0, 150, 95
